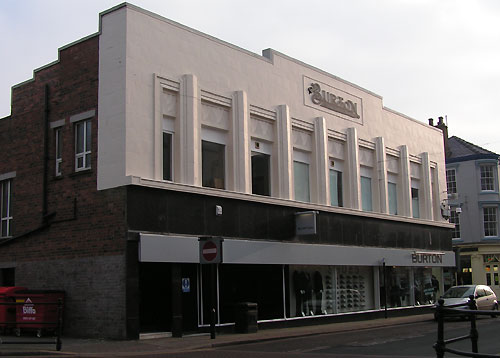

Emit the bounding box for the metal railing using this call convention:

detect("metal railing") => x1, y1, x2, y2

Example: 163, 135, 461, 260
434, 295, 499, 358
0, 299, 63, 351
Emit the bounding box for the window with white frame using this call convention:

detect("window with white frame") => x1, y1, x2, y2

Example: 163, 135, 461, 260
360, 166, 373, 212
294, 161, 310, 202
293, 150, 310, 203
161, 90, 176, 181
251, 152, 270, 196
410, 162, 421, 219
202, 140, 225, 189
329, 159, 343, 207
449, 209, 460, 239
484, 207, 498, 237
386, 156, 399, 216
431, 167, 439, 221
480, 165, 495, 191
251, 139, 271, 196
1, 179, 12, 238
75, 119, 91, 171
163, 132, 173, 181
411, 186, 420, 219
388, 181, 398, 215
446, 168, 457, 195
55, 128, 62, 176
361, 176, 372, 211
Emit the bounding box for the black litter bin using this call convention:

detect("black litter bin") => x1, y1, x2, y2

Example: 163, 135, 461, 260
234, 302, 258, 333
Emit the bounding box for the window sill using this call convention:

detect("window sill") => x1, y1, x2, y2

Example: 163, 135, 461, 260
482, 236, 500, 241
69, 168, 93, 177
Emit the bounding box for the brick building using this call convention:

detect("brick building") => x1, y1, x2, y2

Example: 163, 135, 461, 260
1, 3, 454, 339
0, 35, 130, 337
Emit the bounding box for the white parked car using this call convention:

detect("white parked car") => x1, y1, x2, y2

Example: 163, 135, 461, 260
434, 285, 498, 319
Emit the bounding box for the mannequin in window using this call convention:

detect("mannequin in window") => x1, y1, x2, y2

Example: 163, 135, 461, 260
313, 271, 323, 314
304, 272, 313, 315
293, 271, 307, 316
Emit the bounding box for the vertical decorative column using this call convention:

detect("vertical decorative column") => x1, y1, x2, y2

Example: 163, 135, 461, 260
421, 152, 433, 219
276, 105, 293, 199
375, 137, 388, 214
314, 117, 329, 205
346, 127, 360, 209
179, 74, 200, 186
231, 91, 251, 193
399, 145, 412, 217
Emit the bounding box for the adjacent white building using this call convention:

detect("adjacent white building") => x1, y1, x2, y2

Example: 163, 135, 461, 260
444, 131, 500, 295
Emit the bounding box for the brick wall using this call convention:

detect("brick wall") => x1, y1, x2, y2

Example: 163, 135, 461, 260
16, 255, 126, 338
0, 35, 130, 339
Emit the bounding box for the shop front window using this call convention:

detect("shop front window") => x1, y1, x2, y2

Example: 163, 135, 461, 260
336, 266, 374, 313
380, 266, 411, 308
218, 264, 284, 323
485, 264, 499, 286
414, 268, 439, 305
290, 265, 374, 317
459, 256, 472, 285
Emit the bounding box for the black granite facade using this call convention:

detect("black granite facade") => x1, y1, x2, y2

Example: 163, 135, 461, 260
127, 186, 452, 251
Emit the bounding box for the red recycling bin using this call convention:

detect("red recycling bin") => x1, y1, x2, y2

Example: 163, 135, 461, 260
0, 286, 27, 333
14, 289, 65, 337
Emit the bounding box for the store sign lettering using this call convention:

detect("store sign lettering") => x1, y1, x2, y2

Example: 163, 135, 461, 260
412, 252, 443, 264
307, 83, 360, 119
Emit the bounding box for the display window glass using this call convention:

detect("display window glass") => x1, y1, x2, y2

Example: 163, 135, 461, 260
336, 266, 375, 313
289, 265, 374, 317
217, 264, 284, 323
380, 266, 411, 308
413, 267, 439, 305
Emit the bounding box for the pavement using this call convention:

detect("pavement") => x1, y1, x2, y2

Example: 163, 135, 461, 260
0, 313, 435, 357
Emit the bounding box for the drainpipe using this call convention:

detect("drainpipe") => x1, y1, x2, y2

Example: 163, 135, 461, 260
42, 84, 49, 222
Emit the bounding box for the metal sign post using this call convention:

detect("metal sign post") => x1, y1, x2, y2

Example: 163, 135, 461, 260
382, 258, 387, 319
199, 237, 223, 339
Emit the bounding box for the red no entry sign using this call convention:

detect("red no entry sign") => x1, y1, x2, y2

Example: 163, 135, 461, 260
202, 241, 217, 262
199, 237, 223, 264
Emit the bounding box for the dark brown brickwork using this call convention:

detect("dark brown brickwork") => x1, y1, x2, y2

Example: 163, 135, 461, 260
0, 35, 129, 338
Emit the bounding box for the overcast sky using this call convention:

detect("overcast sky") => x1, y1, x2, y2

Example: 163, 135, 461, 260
1, 0, 499, 154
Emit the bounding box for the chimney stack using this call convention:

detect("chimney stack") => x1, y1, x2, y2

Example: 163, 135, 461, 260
432, 116, 450, 159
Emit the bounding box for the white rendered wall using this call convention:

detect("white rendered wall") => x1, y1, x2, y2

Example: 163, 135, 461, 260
97, 7, 128, 190
97, 4, 448, 223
